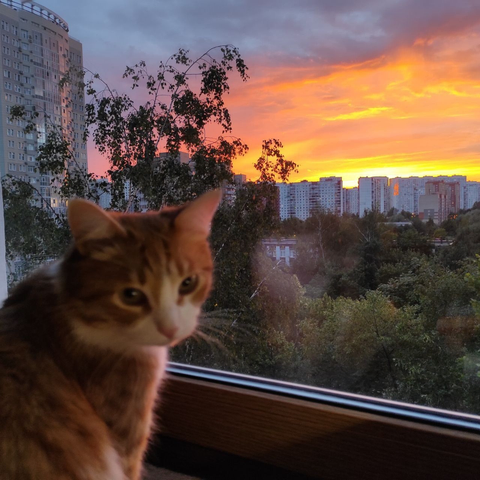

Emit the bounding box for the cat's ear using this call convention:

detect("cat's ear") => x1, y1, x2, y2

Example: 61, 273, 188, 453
68, 198, 126, 244
175, 189, 222, 236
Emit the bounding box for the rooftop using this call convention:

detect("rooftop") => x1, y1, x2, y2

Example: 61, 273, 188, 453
0, 0, 68, 32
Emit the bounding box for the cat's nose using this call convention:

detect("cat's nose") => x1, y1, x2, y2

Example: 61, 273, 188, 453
157, 325, 179, 339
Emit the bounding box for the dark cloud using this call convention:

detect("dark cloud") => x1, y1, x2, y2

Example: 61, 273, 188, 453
44, 0, 480, 77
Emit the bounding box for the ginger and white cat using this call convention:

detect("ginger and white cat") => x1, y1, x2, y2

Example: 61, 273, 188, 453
0, 190, 221, 480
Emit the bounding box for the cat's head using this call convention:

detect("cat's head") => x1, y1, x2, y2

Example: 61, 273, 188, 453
62, 190, 221, 352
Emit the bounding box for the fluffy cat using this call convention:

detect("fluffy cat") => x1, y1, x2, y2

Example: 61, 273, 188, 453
0, 189, 221, 480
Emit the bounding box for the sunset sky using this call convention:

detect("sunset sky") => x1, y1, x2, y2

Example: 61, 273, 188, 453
47, 0, 480, 187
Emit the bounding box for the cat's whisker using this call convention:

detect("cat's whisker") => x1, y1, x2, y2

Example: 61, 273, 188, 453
193, 329, 226, 350
198, 320, 258, 343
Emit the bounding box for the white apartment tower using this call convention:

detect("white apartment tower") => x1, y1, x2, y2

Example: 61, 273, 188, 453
276, 177, 343, 221
310, 176, 343, 216
276, 181, 310, 221
0, 1, 87, 210
290, 181, 310, 220
390, 177, 420, 214
358, 176, 389, 217
343, 187, 359, 215
465, 181, 480, 210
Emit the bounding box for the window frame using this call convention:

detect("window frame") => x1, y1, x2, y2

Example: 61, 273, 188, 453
159, 363, 480, 479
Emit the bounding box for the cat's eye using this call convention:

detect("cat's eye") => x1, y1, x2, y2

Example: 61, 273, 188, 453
179, 275, 199, 295
120, 288, 148, 306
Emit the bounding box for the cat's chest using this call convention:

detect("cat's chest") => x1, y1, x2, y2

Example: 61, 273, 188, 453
81, 347, 168, 446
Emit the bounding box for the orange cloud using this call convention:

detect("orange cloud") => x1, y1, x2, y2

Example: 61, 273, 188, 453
87, 24, 480, 191
226, 30, 480, 186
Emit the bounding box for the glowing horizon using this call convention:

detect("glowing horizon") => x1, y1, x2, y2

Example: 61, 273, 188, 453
86, 11, 480, 189
223, 29, 480, 186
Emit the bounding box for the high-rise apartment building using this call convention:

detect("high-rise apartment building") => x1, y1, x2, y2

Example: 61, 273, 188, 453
0, 1, 87, 210
358, 176, 389, 217
389, 175, 467, 215
310, 176, 343, 216
278, 175, 478, 221
390, 177, 420, 214
276, 177, 343, 220
435, 175, 467, 210
276, 181, 310, 221
465, 181, 480, 210
343, 187, 358, 215
418, 180, 462, 224
289, 181, 310, 220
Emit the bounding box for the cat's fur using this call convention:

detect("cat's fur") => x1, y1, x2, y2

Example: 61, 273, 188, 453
0, 190, 221, 480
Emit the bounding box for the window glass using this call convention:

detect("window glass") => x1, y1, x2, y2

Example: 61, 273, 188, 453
1, 1, 480, 418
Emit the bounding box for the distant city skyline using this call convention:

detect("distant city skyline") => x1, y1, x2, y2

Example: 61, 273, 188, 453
276, 174, 480, 222
279, 173, 477, 188
42, 0, 480, 185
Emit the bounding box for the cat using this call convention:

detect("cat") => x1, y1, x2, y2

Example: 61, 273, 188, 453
0, 189, 221, 480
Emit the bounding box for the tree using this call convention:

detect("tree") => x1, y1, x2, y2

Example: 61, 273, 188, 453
2, 177, 70, 286
465, 255, 480, 318
4, 45, 253, 285
434, 228, 447, 242
10, 45, 249, 210
253, 139, 298, 184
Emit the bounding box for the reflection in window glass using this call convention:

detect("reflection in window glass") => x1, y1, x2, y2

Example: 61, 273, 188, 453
1, 1, 480, 417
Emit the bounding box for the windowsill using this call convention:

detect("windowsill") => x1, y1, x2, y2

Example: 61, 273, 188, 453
154, 363, 480, 479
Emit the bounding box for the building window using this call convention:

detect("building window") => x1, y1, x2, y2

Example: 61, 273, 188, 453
8, 163, 16, 171
8, 152, 15, 160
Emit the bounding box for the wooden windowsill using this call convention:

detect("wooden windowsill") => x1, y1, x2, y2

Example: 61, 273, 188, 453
155, 365, 480, 480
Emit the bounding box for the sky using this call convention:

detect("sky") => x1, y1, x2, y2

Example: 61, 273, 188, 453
46, 0, 480, 187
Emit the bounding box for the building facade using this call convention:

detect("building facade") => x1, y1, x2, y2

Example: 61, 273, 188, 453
418, 180, 460, 224
0, 0, 87, 211
311, 176, 343, 216
390, 177, 420, 214
343, 187, 358, 215
262, 237, 297, 266
276, 177, 343, 221
277, 175, 478, 221
465, 181, 480, 210
358, 176, 389, 217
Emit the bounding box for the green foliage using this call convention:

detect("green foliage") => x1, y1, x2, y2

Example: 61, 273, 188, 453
2, 177, 70, 286
465, 255, 480, 318
10, 46, 250, 210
